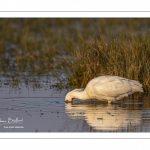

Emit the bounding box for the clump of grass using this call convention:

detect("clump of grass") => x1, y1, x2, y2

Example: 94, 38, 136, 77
62, 31, 150, 92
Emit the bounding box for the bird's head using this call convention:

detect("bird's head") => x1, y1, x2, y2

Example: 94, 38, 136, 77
65, 88, 84, 103
65, 91, 75, 103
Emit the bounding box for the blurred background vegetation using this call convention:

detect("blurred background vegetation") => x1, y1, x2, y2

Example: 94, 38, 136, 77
0, 18, 149, 91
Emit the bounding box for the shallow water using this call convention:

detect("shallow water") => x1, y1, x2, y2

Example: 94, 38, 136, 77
0, 74, 150, 132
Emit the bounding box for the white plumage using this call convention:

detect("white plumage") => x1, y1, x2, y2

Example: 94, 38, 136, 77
65, 75, 143, 103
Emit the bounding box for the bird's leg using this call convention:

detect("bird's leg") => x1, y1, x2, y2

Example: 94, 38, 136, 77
110, 98, 117, 104
114, 105, 117, 110
110, 98, 118, 109
108, 100, 112, 104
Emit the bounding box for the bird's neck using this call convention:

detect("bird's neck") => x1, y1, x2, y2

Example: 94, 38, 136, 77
74, 91, 89, 100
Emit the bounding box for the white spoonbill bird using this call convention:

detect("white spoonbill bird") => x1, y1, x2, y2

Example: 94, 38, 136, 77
65, 75, 143, 103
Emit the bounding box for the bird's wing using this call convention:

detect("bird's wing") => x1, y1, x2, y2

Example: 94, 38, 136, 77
90, 75, 126, 84
93, 79, 132, 97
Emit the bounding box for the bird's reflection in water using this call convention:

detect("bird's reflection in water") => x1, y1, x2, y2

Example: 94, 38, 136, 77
65, 100, 142, 131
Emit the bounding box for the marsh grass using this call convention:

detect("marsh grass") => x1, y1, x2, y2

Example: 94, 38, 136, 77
0, 19, 60, 73
0, 18, 150, 91
62, 31, 150, 92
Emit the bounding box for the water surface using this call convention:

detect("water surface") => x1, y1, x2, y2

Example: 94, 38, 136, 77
0, 74, 150, 132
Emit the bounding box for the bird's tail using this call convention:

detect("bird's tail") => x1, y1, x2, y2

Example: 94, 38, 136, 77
129, 80, 144, 92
